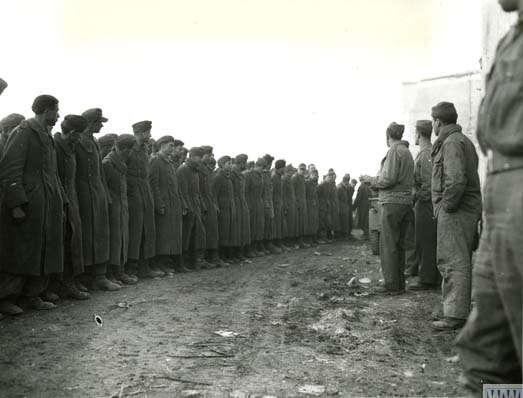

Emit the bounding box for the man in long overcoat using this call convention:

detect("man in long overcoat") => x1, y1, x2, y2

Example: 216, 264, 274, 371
54, 115, 91, 300
337, 175, 351, 239
0, 95, 65, 311
103, 134, 138, 285
292, 163, 309, 248
199, 146, 220, 266
76, 108, 120, 291
429, 102, 482, 331
271, 159, 286, 251
245, 158, 267, 255
213, 156, 237, 261
126, 121, 161, 278
305, 168, 320, 245
149, 135, 184, 275
317, 174, 333, 242
281, 164, 297, 249
328, 170, 340, 237
262, 154, 276, 254
231, 154, 251, 258
178, 147, 210, 270
353, 181, 371, 239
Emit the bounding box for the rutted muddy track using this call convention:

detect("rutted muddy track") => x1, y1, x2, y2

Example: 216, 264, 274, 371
0, 238, 468, 398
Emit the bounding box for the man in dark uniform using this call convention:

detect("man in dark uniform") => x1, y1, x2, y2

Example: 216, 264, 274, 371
328, 170, 341, 238
317, 174, 332, 243
245, 158, 267, 255
262, 154, 277, 254
213, 156, 237, 261
362, 122, 415, 295
271, 159, 286, 251
429, 103, 482, 331
77, 108, 120, 291
0, 95, 65, 311
353, 180, 371, 239
178, 147, 210, 270
337, 175, 351, 239
199, 146, 220, 266
54, 115, 91, 299
126, 121, 161, 278
409, 120, 439, 290
0, 113, 25, 158
281, 164, 297, 249
149, 135, 184, 275
456, 0, 522, 389
346, 175, 355, 239
292, 163, 309, 248
231, 154, 251, 258
305, 168, 320, 245
98, 133, 117, 159
103, 134, 139, 285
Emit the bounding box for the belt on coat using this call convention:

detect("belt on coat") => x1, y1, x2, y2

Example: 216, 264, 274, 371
487, 150, 523, 174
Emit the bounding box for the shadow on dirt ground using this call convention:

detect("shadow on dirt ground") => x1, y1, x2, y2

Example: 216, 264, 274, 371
0, 233, 469, 398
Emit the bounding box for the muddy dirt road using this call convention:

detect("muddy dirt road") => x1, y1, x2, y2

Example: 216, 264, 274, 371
0, 237, 469, 398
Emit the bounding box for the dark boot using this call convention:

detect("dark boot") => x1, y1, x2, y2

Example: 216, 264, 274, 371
256, 242, 266, 257
91, 275, 122, 291
59, 280, 91, 300
41, 290, 59, 303
138, 261, 164, 278
247, 244, 257, 258
195, 250, 212, 270
262, 241, 271, 255
20, 296, 56, 310
267, 240, 282, 254
235, 247, 247, 261
173, 255, 191, 272
0, 299, 24, 315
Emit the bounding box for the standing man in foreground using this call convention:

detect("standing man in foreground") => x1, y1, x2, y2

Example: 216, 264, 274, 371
361, 122, 414, 295
429, 102, 482, 331
0, 95, 65, 310
456, 0, 522, 389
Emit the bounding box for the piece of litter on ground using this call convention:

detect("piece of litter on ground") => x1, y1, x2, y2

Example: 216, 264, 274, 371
298, 384, 326, 395
358, 277, 371, 284
181, 390, 203, 398
243, 260, 253, 264
277, 263, 290, 268
445, 355, 460, 363
421, 363, 426, 373
354, 292, 370, 297
277, 302, 287, 308
347, 277, 357, 287
230, 390, 248, 398
213, 330, 239, 338
403, 370, 414, 378
430, 381, 446, 386
342, 257, 350, 261
314, 252, 321, 256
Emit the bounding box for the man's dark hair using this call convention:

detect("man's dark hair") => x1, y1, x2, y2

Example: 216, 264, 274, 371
31, 95, 59, 115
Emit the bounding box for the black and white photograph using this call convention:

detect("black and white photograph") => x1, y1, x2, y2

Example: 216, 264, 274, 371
0, 0, 521, 397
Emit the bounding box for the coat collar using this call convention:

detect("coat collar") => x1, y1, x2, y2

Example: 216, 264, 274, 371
54, 132, 75, 155
432, 124, 462, 156
106, 150, 127, 174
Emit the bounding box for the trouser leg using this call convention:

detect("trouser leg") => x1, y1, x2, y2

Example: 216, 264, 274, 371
21, 276, 49, 297
456, 170, 522, 388
415, 200, 439, 285
437, 210, 477, 320
379, 204, 404, 291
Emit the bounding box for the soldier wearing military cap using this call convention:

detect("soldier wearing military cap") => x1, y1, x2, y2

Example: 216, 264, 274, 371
428, 102, 482, 331
305, 168, 320, 245
317, 173, 333, 243
361, 122, 415, 295
327, 170, 341, 239
0, 113, 25, 158
271, 159, 286, 251
76, 108, 120, 291
245, 158, 267, 256
231, 154, 251, 259
171, 140, 185, 170
177, 147, 210, 270
261, 154, 278, 254
102, 134, 138, 285
149, 135, 185, 274
281, 164, 297, 250
212, 156, 237, 262
292, 163, 309, 248
54, 115, 91, 300
126, 121, 161, 278
0, 95, 65, 313
199, 146, 221, 267
337, 173, 352, 240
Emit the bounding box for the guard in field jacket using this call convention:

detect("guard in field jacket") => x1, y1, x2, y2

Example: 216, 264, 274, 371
456, 4, 522, 389
429, 102, 482, 332
363, 122, 415, 294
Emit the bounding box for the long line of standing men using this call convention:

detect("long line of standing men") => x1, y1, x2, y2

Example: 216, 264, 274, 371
0, 88, 358, 317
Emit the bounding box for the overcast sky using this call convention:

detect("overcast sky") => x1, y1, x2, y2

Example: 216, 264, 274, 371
0, 0, 481, 178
